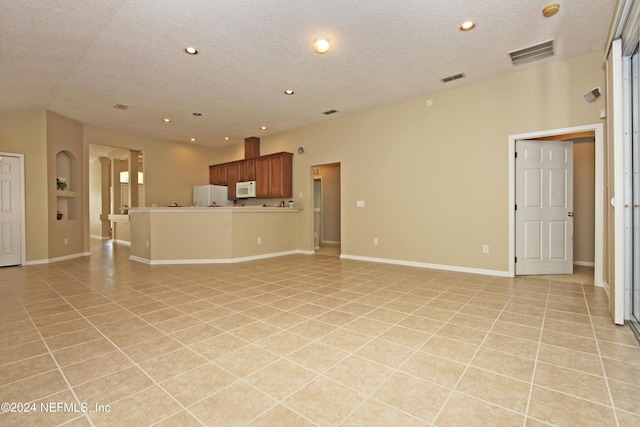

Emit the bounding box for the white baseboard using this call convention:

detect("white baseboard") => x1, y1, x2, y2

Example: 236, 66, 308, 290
321, 240, 341, 245
130, 249, 315, 265
574, 261, 595, 267
90, 235, 111, 240
339, 254, 511, 277
113, 239, 131, 246
24, 252, 91, 265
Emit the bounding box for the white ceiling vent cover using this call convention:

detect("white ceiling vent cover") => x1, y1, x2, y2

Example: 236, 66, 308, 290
509, 39, 555, 66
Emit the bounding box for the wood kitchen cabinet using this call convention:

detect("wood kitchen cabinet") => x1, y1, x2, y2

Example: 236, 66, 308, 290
255, 157, 270, 198
209, 164, 227, 185
226, 161, 240, 200
209, 151, 292, 199
256, 152, 293, 198
244, 159, 256, 181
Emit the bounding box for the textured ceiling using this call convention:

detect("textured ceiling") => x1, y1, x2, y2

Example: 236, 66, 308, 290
0, 0, 617, 147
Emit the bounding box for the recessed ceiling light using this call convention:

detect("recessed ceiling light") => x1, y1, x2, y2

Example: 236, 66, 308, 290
185, 47, 198, 55
284, 90, 295, 95
460, 21, 476, 31
193, 112, 202, 116
225, 137, 229, 141
313, 36, 330, 54
163, 118, 171, 123
260, 126, 267, 130
190, 138, 196, 142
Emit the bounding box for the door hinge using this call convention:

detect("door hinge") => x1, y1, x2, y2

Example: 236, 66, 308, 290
515, 151, 518, 159
515, 257, 517, 263
515, 204, 517, 211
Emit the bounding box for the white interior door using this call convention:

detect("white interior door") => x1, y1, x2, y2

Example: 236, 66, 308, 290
0, 155, 22, 267
516, 139, 574, 275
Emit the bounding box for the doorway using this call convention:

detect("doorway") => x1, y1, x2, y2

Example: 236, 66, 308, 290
312, 163, 341, 256
0, 153, 25, 267
508, 124, 604, 285
89, 145, 144, 242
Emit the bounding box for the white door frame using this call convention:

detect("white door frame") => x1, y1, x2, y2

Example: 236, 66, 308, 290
313, 176, 323, 247
508, 123, 605, 286
0, 152, 26, 266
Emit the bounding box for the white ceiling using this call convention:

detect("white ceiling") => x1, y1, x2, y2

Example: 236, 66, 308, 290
1, 1, 617, 148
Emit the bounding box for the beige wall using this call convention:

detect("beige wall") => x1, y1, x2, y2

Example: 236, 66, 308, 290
0, 111, 49, 262
47, 111, 87, 259
83, 126, 221, 207
574, 140, 596, 264
129, 209, 300, 262
256, 51, 606, 273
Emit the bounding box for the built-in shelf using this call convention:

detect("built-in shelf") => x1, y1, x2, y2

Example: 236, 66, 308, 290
56, 190, 77, 198
56, 150, 77, 220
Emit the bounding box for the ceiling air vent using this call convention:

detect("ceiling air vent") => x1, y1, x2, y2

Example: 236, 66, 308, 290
509, 39, 555, 66
323, 109, 338, 115
113, 103, 129, 110
441, 73, 465, 83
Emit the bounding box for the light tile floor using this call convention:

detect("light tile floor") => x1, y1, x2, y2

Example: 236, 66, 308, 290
1, 241, 639, 426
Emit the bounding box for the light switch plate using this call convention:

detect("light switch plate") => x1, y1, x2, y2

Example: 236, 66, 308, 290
357, 200, 365, 208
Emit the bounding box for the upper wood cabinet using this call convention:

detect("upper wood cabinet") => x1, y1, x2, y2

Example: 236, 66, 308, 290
226, 161, 240, 200
209, 152, 292, 199
244, 159, 256, 181
209, 164, 227, 185
256, 152, 293, 198
268, 152, 293, 198
255, 157, 270, 198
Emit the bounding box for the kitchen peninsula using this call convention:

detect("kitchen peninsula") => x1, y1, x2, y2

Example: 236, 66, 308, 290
129, 206, 303, 264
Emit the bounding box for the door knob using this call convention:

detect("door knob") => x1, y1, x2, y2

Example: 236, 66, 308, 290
568, 212, 574, 217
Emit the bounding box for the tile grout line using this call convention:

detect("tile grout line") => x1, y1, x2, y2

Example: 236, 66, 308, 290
237, 274, 451, 425
325, 275, 494, 425
17, 282, 96, 427
521, 281, 549, 426
7, 250, 626, 426
29, 272, 211, 427
583, 282, 621, 427
429, 275, 532, 425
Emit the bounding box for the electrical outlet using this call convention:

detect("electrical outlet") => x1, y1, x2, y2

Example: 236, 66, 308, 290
357, 200, 365, 208
374, 238, 379, 245
146, 240, 150, 248
257, 237, 262, 244
483, 245, 489, 253
64, 238, 69, 245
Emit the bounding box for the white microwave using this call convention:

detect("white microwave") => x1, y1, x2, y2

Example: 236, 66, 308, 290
236, 181, 256, 198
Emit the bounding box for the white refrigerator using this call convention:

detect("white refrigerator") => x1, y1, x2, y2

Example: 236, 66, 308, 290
192, 185, 231, 207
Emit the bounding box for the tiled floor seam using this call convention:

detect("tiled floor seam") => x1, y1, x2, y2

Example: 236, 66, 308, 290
429, 277, 533, 425
223, 284, 448, 425
18, 294, 96, 427
584, 283, 621, 427
522, 284, 549, 426
27, 280, 215, 426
